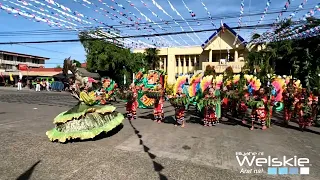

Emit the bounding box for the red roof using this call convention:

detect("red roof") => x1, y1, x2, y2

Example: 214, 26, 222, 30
81, 63, 87, 68
20, 67, 62, 72
0, 50, 50, 60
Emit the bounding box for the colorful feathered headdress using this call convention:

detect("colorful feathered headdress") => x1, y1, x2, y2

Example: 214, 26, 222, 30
200, 75, 213, 92
271, 78, 285, 102
244, 75, 261, 93
174, 76, 187, 94
214, 74, 223, 89
188, 73, 203, 97
233, 74, 240, 84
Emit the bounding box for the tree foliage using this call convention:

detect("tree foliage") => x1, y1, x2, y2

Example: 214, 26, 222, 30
79, 31, 148, 86
204, 65, 216, 76
246, 18, 320, 91
144, 48, 160, 70
72, 60, 81, 67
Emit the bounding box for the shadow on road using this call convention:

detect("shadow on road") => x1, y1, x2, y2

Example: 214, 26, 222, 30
67, 124, 124, 143
128, 120, 168, 180
16, 160, 41, 180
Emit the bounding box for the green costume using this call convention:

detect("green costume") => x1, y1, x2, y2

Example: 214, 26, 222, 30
46, 92, 124, 143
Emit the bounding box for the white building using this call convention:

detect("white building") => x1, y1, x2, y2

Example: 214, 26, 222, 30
0, 50, 49, 75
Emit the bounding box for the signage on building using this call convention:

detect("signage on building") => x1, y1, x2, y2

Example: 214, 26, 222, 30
18, 64, 28, 70
214, 64, 243, 73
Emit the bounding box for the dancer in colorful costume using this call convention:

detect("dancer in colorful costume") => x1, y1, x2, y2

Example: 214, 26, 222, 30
282, 81, 296, 125
46, 60, 124, 143
297, 89, 314, 130
153, 85, 165, 123
241, 75, 267, 130
126, 83, 138, 120
203, 88, 218, 126
173, 88, 187, 127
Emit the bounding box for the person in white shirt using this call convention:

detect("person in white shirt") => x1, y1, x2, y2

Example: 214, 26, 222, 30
35, 79, 41, 92
46, 80, 50, 91
17, 79, 22, 91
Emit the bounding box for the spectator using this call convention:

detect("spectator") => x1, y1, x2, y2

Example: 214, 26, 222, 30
17, 79, 22, 91
35, 79, 41, 92
46, 80, 50, 91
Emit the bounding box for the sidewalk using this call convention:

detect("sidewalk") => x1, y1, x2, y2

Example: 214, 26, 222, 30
0, 86, 69, 93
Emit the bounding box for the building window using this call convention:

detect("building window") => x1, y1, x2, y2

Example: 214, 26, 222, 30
176, 59, 179, 66
181, 60, 184, 66
186, 60, 189, 66
5, 64, 12, 69
32, 59, 40, 64
3, 54, 13, 61
17, 56, 26, 62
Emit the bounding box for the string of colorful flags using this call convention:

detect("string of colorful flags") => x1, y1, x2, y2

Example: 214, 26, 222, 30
166, 0, 201, 44
138, 0, 182, 46
123, 0, 174, 47
1, 0, 157, 48
1, 0, 320, 47
1, 0, 74, 29
251, 0, 271, 35
72, 0, 164, 47
233, 0, 245, 45
198, 0, 216, 45
271, 3, 319, 42
253, 0, 293, 43
149, 0, 190, 46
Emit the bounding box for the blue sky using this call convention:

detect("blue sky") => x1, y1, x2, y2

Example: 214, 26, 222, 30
0, 0, 319, 67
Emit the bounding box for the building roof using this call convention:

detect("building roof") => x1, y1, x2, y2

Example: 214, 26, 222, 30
19, 67, 62, 72
78, 68, 100, 79
81, 63, 87, 68
201, 23, 246, 49
0, 50, 50, 60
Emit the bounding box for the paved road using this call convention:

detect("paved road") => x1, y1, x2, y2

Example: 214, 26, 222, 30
0, 89, 319, 180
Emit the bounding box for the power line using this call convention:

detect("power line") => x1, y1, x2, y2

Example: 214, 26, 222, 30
16, 44, 80, 56
0, 5, 312, 35
0, 19, 278, 37
0, 23, 296, 45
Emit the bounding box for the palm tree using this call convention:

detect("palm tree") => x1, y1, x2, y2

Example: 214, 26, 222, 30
249, 33, 264, 52
144, 48, 160, 70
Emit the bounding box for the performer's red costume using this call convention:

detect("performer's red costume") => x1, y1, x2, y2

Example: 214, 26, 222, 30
126, 88, 138, 120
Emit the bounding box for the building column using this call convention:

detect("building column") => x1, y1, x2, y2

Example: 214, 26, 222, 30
194, 55, 197, 71
178, 56, 181, 75
209, 49, 213, 62
234, 49, 238, 62
159, 57, 162, 69
188, 56, 192, 72
167, 54, 175, 84
164, 57, 167, 72
183, 56, 187, 74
